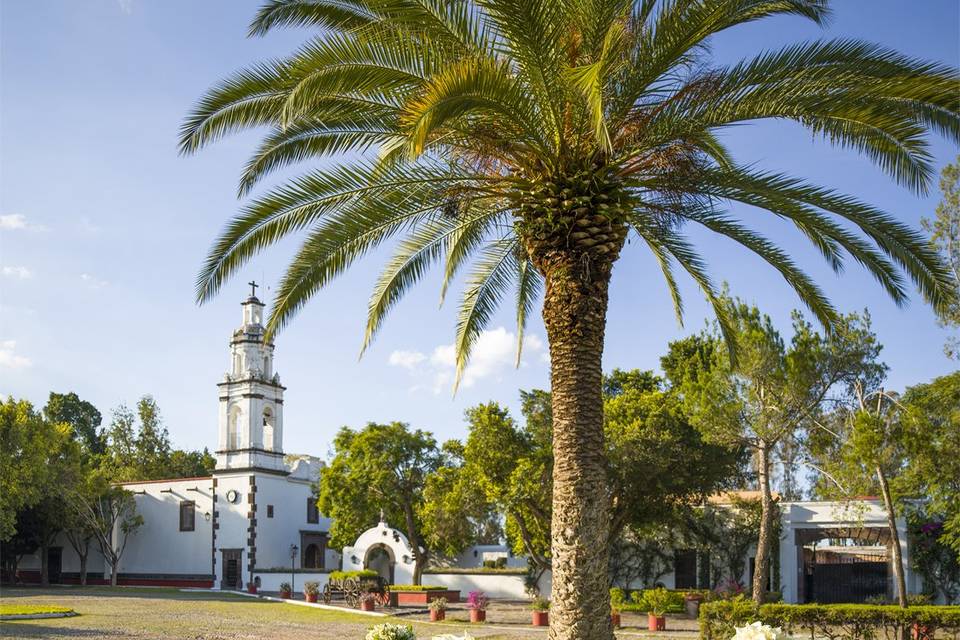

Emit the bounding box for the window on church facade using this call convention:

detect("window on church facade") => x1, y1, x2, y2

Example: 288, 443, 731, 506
267, 505, 274, 518
180, 501, 195, 532
307, 498, 319, 524
262, 407, 274, 450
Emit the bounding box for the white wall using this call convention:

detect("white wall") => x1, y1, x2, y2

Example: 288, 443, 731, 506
254, 473, 333, 569
118, 478, 215, 580
421, 572, 550, 600
254, 571, 330, 593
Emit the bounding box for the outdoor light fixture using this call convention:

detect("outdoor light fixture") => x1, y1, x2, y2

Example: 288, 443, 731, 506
204, 512, 211, 522
290, 544, 299, 593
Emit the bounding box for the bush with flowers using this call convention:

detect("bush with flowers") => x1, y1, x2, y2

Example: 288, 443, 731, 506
365, 623, 416, 640
732, 621, 787, 640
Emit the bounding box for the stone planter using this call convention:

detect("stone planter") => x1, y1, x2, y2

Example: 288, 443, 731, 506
684, 595, 703, 618
391, 590, 461, 606
469, 609, 486, 623
430, 609, 445, 622
532, 611, 549, 627
648, 613, 666, 631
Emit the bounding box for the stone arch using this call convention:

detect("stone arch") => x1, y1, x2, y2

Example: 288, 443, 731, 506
262, 406, 275, 450
227, 405, 242, 449
364, 544, 395, 584
304, 543, 322, 569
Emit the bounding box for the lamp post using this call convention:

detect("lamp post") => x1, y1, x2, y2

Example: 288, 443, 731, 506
289, 544, 299, 594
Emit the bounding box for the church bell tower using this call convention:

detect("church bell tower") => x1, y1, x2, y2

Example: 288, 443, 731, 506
215, 283, 286, 473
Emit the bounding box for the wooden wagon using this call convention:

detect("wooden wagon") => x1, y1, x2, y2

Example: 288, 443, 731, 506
322, 574, 391, 608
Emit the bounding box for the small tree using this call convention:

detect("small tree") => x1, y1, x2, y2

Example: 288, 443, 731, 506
317, 422, 440, 584
923, 157, 960, 359
70, 476, 143, 587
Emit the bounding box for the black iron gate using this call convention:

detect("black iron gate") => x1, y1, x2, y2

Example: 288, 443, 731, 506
808, 561, 887, 603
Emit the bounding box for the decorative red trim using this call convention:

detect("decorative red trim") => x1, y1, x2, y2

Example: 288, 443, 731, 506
4, 572, 212, 589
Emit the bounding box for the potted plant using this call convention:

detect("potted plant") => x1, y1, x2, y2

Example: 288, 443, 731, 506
359, 592, 377, 612
610, 588, 626, 629
645, 587, 671, 631
279, 582, 292, 599
303, 581, 320, 603
246, 581, 258, 595
428, 596, 447, 622
683, 590, 704, 618
530, 597, 550, 627
467, 591, 488, 623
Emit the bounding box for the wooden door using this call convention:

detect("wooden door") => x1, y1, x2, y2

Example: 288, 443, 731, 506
221, 549, 242, 590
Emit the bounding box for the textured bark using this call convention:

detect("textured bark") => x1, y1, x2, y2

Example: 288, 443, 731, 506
40, 542, 49, 587
541, 252, 615, 640
877, 466, 908, 607
752, 441, 773, 604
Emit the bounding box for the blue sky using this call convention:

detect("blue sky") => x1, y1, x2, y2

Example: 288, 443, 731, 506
1, 0, 958, 457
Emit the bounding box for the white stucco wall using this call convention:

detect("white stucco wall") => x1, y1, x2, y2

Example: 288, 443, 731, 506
422, 572, 550, 599
253, 571, 330, 593
117, 477, 215, 580
342, 520, 419, 585
17, 531, 107, 578
253, 473, 333, 570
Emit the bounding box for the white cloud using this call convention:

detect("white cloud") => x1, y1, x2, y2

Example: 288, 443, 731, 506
2, 266, 32, 279
117, 0, 135, 14
80, 273, 108, 289
0, 340, 31, 370
0, 213, 47, 231
389, 326, 546, 393
388, 350, 426, 369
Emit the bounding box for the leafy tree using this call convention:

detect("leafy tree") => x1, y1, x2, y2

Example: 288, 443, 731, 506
43, 392, 105, 456
182, 1, 958, 633
671, 300, 884, 603
900, 372, 960, 559
923, 158, 960, 358
908, 512, 960, 604
68, 472, 143, 587
317, 422, 441, 583
0, 398, 72, 541
462, 401, 553, 573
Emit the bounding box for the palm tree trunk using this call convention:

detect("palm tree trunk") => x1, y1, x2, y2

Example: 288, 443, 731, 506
542, 254, 614, 640
877, 466, 907, 607
752, 441, 773, 604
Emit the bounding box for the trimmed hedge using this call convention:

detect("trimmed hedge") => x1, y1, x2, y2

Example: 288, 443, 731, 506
388, 584, 447, 591
0, 604, 74, 616
699, 600, 960, 640
329, 569, 379, 581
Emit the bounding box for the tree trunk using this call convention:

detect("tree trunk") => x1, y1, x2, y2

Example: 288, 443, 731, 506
877, 466, 907, 607
79, 541, 89, 586
752, 442, 774, 604
402, 501, 426, 585
541, 253, 614, 640
40, 542, 49, 587
109, 556, 119, 587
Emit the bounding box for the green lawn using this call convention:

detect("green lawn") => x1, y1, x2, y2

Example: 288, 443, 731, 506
0, 587, 696, 639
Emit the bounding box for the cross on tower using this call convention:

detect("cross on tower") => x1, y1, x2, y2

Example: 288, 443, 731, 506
248, 280, 259, 298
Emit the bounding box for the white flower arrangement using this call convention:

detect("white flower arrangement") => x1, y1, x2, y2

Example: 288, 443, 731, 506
365, 623, 417, 640
733, 621, 787, 640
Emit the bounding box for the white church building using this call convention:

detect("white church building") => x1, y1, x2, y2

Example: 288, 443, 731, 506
13, 290, 926, 602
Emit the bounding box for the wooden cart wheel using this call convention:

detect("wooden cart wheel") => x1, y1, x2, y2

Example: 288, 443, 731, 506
377, 584, 391, 607
345, 587, 359, 609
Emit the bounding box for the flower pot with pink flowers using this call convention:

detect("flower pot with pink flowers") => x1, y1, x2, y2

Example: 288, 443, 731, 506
467, 591, 488, 623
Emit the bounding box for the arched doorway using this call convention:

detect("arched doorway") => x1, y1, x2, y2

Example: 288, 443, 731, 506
364, 544, 395, 584
304, 544, 322, 569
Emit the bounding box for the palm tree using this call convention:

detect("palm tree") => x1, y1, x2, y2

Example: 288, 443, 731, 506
181, 1, 958, 636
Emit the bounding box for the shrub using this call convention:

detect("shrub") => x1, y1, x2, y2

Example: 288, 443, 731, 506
303, 581, 320, 597
365, 623, 416, 640
699, 600, 960, 640
530, 597, 551, 612
467, 591, 489, 611
611, 588, 627, 614
0, 604, 74, 616
495, 557, 507, 569
389, 584, 446, 591
482, 560, 497, 569
279, 582, 291, 593
330, 569, 379, 581
428, 597, 448, 612
645, 587, 675, 616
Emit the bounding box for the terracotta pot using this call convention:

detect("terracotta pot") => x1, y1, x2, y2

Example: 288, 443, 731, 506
279, 590, 291, 599
912, 624, 934, 640
648, 613, 666, 631
247, 585, 257, 594
430, 609, 445, 622
611, 613, 621, 628
360, 599, 375, 612
532, 611, 549, 627
305, 593, 318, 603
469, 609, 486, 623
